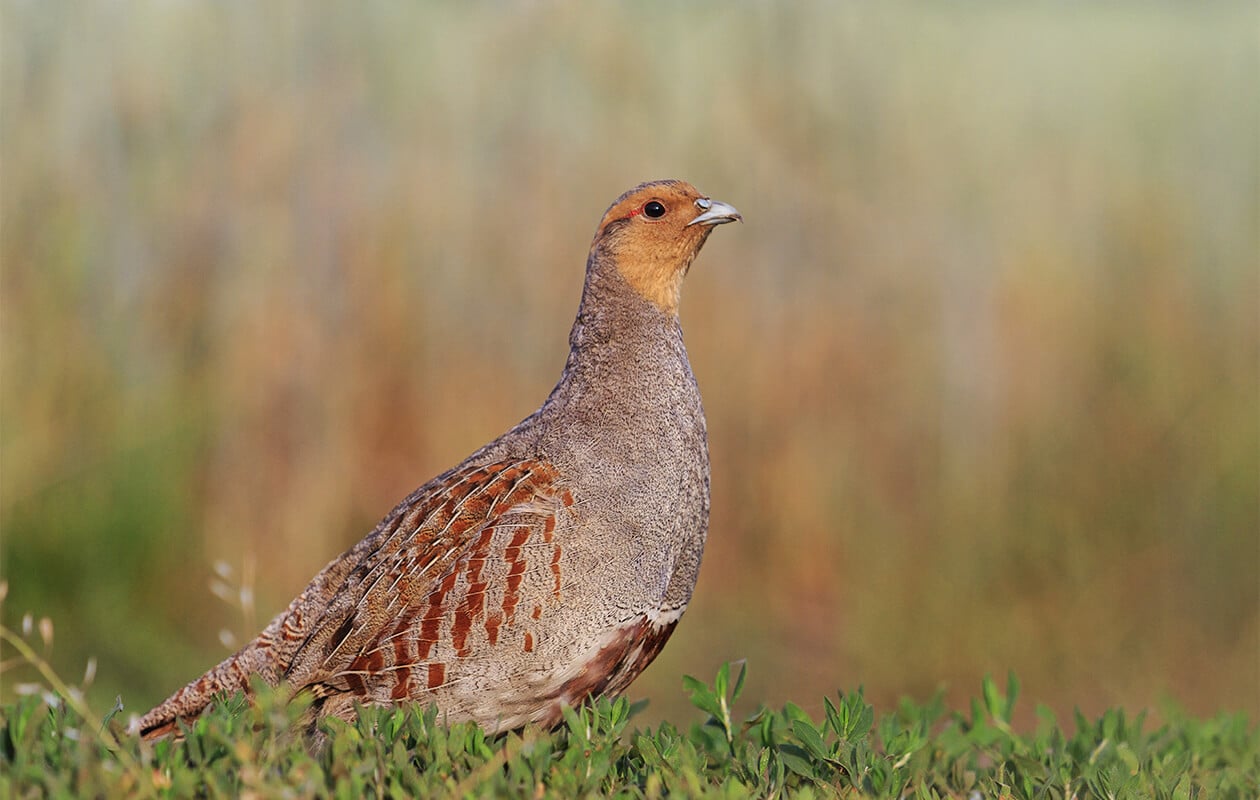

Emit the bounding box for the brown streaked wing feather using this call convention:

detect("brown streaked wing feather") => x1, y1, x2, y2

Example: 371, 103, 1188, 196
280, 458, 565, 698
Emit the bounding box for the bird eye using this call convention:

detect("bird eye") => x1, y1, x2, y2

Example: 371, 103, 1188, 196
643, 201, 666, 219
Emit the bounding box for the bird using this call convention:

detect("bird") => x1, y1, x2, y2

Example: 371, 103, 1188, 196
135, 180, 741, 740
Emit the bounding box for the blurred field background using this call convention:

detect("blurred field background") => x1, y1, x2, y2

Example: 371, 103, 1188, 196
2, 2, 1256, 730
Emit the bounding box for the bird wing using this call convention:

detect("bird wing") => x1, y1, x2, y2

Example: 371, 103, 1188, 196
280, 457, 574, 705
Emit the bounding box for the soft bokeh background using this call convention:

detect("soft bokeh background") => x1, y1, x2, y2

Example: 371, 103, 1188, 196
3, 3, 1256, 729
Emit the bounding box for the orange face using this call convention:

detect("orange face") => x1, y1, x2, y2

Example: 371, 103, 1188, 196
593, 180, 741, 313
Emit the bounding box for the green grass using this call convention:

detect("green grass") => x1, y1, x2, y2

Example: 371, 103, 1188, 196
2, 657, 1255, 799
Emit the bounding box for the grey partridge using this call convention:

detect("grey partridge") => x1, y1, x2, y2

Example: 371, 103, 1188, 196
136, 180, 741, 740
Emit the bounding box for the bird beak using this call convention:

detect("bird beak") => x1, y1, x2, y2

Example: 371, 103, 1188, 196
687, 198, 743, 227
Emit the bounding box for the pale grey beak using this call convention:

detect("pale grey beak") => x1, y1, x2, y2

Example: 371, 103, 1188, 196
687, 197, 743, 227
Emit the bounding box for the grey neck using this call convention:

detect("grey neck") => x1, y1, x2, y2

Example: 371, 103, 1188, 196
530, 251, 698, 465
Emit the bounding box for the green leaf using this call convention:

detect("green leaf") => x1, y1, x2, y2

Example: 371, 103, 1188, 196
714, 662, 730, 701
732, 660, 748, 702
778, 744, 816, 779
1004, 670, 1021, 723
682, 674, 722, 721
792, 719, 828, 760
982, 675, 1002, 720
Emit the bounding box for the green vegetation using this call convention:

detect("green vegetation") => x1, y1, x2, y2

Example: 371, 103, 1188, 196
2, 650, 1255, 799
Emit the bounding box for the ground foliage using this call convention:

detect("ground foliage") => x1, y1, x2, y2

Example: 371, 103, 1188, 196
1, 661, 1255, 799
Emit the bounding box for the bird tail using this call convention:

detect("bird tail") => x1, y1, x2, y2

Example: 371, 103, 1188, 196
134, 623, 284, 740
132, 539, 369, 739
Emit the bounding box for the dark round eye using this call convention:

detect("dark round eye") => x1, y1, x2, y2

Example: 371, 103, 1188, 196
643, 201, 666, 219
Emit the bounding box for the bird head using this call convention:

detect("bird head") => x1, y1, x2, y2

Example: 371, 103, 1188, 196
591, 180, 741, 314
